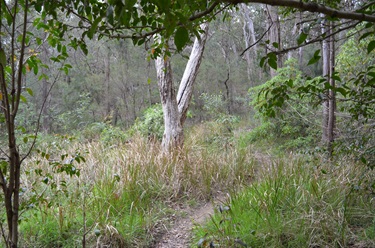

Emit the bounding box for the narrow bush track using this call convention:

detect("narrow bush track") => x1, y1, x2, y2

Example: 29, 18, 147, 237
153, 197, 223, 248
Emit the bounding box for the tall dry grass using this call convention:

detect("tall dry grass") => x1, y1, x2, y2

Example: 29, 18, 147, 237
14, 126, 257, 247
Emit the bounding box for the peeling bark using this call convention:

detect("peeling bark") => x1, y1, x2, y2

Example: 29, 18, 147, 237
155, 55, 184, 150
321, 18, 336, 156
177, 23, 209, 127
155, 23, 209, 152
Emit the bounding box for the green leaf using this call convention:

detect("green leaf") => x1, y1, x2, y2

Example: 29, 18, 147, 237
20, 95, 27, 103
307, 49, 321, 65
268, 58, 277, 70
106, 5, 114, 25
359, 31, 373, 41
0, 160, 8, 174
268, 53, 277, 70
260, 56, 266, 68
174, 27, 189, 51
360, 156, 367, 165
335, 87, 347, 97
43, 177, 49, 184
367, 40, 375, 54
26, 88, 33, 96
332, 74, 341, 82
297, 32, 308, 46
88, 17, 103, 39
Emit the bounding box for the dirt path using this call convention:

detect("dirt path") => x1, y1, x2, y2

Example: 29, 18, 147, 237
153, 197, 223, 248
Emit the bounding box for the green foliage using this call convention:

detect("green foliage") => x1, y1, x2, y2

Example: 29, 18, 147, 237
260, 52, 278, 70
56, 93, 92, 132
248, 59, 320, 150
193, 157, 375, 247
334, 32, 375, 167
200, 93, 228, 118
101, 125, 129, 145
336, 33, 375, 121
203, 116, 240, 148
198, 93, 241, 146
241, 120, 276, 143
80, 122, 130, 145
130, 104, 164, 141
37, 0, 218, 57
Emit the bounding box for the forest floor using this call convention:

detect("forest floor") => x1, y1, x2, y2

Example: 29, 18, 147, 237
153, 194, 225, 248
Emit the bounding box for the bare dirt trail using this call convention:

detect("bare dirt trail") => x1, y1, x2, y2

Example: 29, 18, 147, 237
153, 196, 224, 248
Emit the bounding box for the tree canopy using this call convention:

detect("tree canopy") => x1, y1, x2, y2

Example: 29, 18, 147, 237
29, 0, 375, 56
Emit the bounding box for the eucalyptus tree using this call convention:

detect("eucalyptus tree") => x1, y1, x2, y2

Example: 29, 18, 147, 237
41, 0, 374, 151
155, 23, 209, 150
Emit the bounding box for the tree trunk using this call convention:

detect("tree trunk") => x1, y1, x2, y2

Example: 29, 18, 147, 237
0, 2, 28, 246
41, 43, 50, 132
155, 55, 184, 150
105, 46, 111, 118
321, 18, 330, 143
177, 23, 209, 126
240, 4, 257, 82
155, 23, 209, 152
327, 22, 336, 155
321, 18, 336, 155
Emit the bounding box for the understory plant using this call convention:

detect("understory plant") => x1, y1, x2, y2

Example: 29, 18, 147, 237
193, 155, 375, 247
247, 59, 321, 152
7, 128, 256, 247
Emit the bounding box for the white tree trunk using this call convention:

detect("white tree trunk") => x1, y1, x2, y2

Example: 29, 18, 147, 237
155, 55, 184, 150
155, 23, 209, 152
177, 23, 209, 126
240, 4, 257, 82
321, 18, 336, 155
321, 17, 330, 143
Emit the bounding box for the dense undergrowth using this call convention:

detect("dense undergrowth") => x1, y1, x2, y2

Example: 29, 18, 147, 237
1, 119, 374, 247
2, 121, 256, 247
192, 153, 375, 247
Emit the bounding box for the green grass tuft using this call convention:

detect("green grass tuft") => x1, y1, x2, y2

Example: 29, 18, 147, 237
192, 156, 375, 247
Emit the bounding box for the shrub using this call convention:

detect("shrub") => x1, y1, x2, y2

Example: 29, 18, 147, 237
248, 59, 321, 151
130, 104, 164, 140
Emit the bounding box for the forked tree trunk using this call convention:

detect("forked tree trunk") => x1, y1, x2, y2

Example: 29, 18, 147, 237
155, 23, 209, 152
0, 2, 28, 246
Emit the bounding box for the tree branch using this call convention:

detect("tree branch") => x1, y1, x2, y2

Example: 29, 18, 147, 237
226, 0, 375, 22
240, 23, 273, 57
189, 1, 220, 21
273, 21, 361, 56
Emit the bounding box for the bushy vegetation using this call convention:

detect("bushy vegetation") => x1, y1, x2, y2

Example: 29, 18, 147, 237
130, 104, 164, 141
1, 2, 374, 247
2, 114, 372, 247
246, 59, 321, 152
2, 121, 256, 247
192, 155, 375, 247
